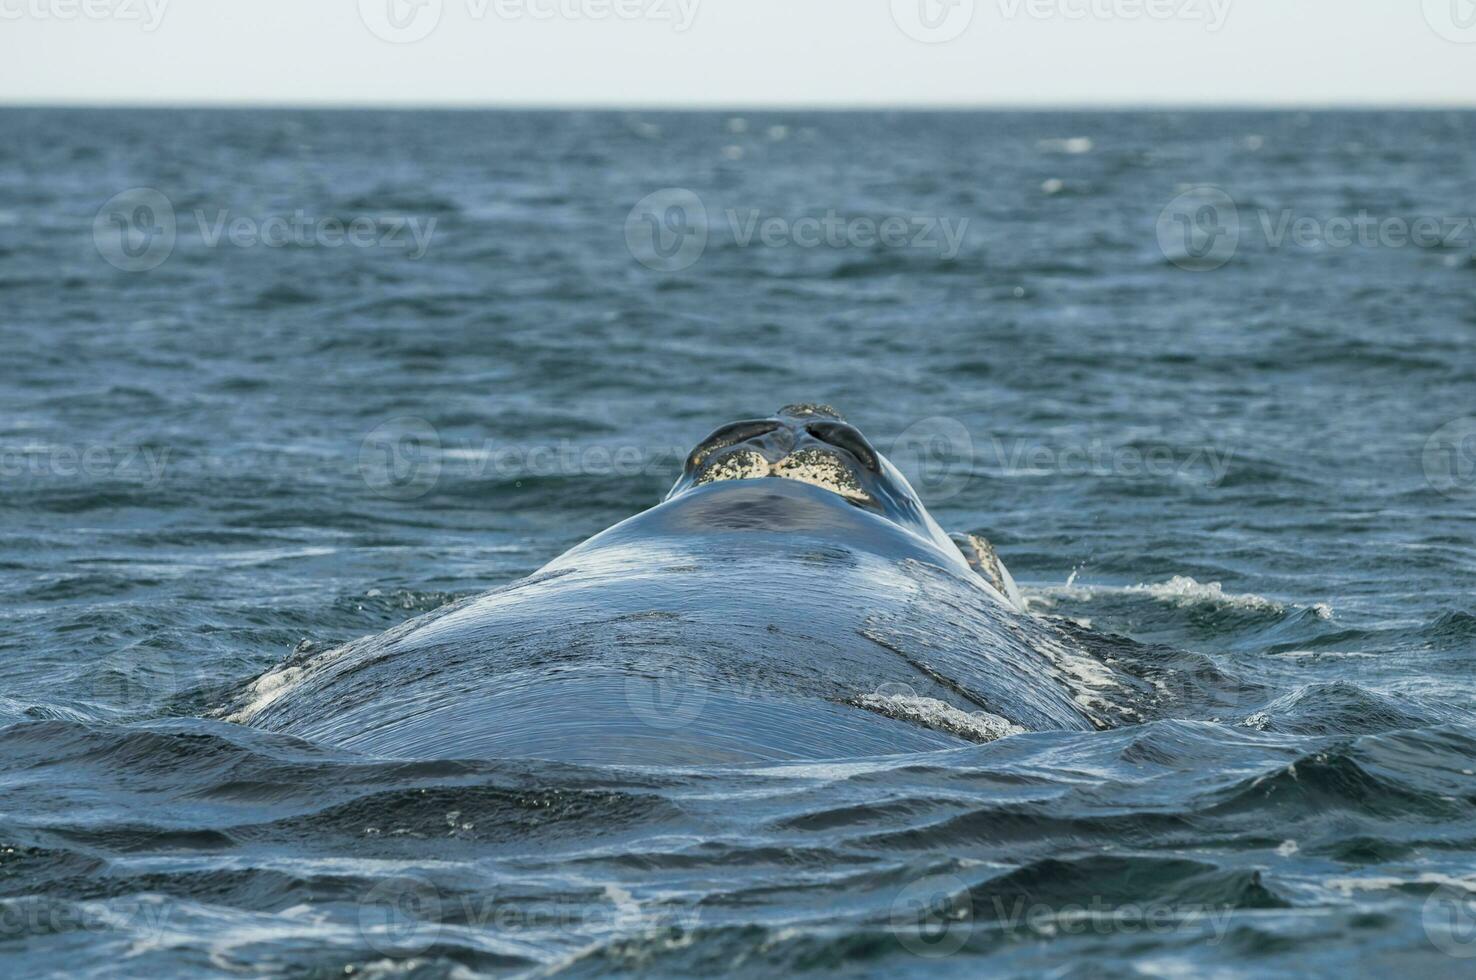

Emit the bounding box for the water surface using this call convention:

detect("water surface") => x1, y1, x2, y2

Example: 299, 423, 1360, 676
1, 108, 1475, 977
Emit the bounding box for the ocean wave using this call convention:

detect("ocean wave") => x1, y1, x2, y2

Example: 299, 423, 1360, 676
1200, 733, 1476, 822
1030, 575, 1319, 618
3, 715, 1473, 974
1240, 682, 1443, 736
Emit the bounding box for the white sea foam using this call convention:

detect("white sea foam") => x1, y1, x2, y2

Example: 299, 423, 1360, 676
1324, 872, 1476, 896
1126, 576, 1285, 612
1029, 574, 1334, 620
1038, 137, 1094, 155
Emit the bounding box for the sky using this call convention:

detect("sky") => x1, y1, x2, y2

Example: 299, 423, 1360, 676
1, 0, 1474, 106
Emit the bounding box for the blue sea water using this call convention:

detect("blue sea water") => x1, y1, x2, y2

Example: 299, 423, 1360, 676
1, 108, 1475, 977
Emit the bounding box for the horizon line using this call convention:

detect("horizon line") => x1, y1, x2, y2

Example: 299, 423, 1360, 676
3, 99, 1475, 113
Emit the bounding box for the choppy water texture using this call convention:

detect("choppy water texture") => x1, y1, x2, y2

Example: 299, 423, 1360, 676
1, 109, 1475, 978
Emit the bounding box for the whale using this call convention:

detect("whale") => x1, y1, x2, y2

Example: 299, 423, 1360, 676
227, 405, 1120, 765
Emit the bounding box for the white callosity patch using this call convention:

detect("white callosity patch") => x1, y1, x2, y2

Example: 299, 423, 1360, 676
950, 532, 1027, 613
692, 448, 770, 487
857, 693, 1026, 743
771, 449, 870, 503
225, 662, 310, 724
694, 446, 871, 504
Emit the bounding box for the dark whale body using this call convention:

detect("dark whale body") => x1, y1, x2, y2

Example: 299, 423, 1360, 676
233, 408, 1108, 765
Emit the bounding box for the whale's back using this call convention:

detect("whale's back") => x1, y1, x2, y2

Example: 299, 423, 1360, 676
229, 527, 1103, 764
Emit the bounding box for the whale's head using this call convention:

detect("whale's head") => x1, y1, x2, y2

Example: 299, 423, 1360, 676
666, 404, 955, 550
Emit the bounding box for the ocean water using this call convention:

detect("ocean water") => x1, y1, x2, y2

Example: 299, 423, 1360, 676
1, 108, 1475, 977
